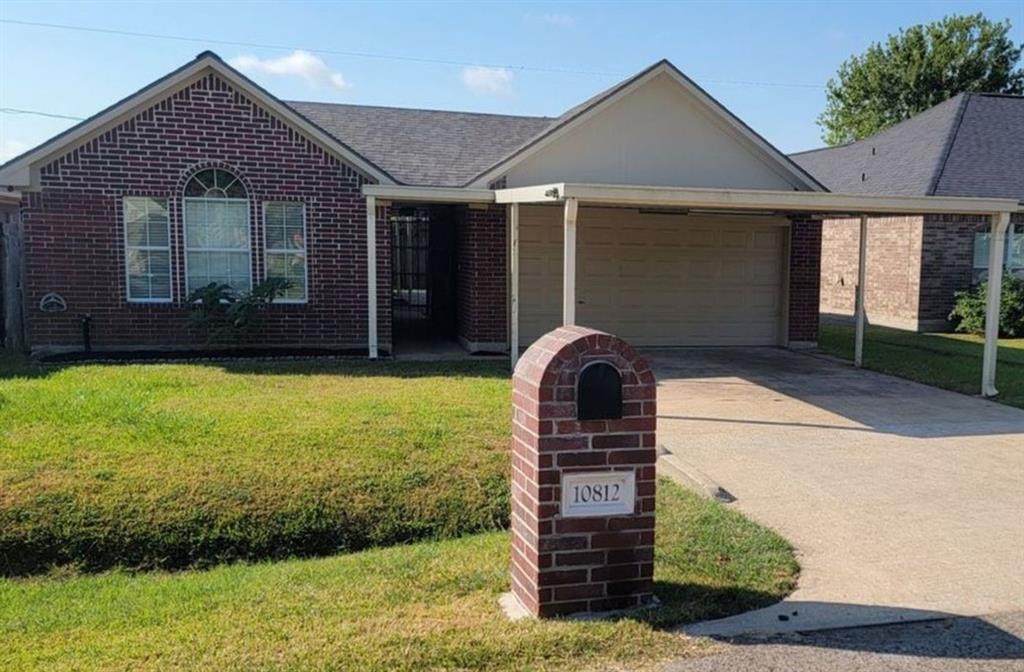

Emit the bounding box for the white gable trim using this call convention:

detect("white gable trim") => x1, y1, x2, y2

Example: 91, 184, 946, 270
467, 61, 824, 192
0, 53, 396, 189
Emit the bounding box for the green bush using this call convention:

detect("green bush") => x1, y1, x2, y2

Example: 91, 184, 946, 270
948, 273, 1024, 337
188, 278, 291, 343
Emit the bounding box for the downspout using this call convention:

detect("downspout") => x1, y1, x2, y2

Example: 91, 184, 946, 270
366, 195, 378, 359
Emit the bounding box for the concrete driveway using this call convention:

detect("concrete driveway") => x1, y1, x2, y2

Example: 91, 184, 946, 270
648, 348, 1024, 636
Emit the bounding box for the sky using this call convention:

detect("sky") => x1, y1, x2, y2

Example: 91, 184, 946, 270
1, 0, 1022, 164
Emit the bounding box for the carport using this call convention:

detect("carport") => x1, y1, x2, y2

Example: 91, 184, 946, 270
493, 183, 1018, 396
364, 181, 1016, 395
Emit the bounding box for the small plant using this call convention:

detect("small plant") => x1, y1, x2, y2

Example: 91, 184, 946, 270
188, 278, 292, 342
948, 273, 1024, 337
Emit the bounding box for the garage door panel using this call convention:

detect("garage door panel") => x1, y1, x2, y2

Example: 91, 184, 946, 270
519, 207, 786, 348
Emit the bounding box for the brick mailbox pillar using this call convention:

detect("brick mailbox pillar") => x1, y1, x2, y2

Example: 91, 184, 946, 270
509, 325, 657, 617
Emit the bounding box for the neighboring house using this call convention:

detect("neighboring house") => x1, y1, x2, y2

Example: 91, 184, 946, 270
791, 93, 1024, 332
0, 52, 1016, 359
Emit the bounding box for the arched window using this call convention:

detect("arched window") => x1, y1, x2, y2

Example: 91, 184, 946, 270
183, 168, 251, 295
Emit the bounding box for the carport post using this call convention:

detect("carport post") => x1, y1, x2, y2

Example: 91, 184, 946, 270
854, 215, 868, 367
509, 203, 520, 369
366, 195, 378, 359
563, 197, 579, 326
982, 211, 1011, 397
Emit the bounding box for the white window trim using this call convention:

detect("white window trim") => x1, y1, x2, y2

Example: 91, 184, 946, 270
123, 196, 172, 304
974, 225, 1024, 272
262, 201, 309, 304
183, 196, 253, 297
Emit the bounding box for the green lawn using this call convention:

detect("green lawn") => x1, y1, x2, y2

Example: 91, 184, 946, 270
0, 479, 798, 672
0, 357, 511, 574
819, 323, 1024, 409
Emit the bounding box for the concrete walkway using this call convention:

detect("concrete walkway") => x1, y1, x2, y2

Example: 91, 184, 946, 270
648, 348, 1024, 636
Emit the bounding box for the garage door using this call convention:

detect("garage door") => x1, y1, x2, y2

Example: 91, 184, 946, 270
519, 205, 786, 347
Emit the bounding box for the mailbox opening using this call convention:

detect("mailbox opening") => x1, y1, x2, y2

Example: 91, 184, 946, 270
577, 361, 623, 420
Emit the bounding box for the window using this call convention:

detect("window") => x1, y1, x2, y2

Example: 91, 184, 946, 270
263, 202, 308, 301
184, 169, 251, 295
123, 197, 171, 302
974, 224, 1024, 281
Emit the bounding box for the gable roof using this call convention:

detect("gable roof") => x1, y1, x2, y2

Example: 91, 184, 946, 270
3, 53, 825, 192
465, 59, 826, 191
288, 102, 553, 187
791, 93, 1024, 201
0, 51, 397, 188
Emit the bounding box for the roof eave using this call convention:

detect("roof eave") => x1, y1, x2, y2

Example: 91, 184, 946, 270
465, 60, 827, 193
0, 52, 397, 189
495, 182, 1018, 216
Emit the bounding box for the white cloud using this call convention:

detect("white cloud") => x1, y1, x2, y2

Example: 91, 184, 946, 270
542, 13, 574, 27
229, 51, 350, 92
824, 27, 846, 45
0, 138, 31, 163
462, 66, 514, 96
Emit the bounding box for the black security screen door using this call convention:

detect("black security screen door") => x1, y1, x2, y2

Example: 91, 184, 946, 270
390, 206, 456, 339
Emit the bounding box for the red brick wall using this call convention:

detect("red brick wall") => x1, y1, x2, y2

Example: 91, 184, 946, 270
820, 213, 1023, 332
919, 214, 986, 326
456, 204, 507, 350
20, 72, 390, 354
511, 326, 656, 617
788, 218, 822, 343
820, 216, 923, 330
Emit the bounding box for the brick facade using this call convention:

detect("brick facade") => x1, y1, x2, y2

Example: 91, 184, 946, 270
510, 326, 656, 617
788, 218, 822, 343
19, 72, 390, 355
820, 213, 1022, 332
455, 204, 507, 351
11, 66, 831, 356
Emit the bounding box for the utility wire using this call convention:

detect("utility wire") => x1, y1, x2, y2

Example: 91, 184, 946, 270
0, 18, 825, 89
1, 107, 86, 121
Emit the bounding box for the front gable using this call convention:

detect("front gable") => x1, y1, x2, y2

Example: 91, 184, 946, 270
0, 52, 395, 190
475, 63, 822, 192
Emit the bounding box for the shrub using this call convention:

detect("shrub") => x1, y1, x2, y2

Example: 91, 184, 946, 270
188, 278, 291, 342
949, 273, 1024, 337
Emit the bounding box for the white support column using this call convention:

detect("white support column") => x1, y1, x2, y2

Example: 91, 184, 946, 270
982, 212, 1011, 397
563, 198, 578, 326
366, 195, 378, 359
854, 215, 868, 367
509, 203, 520, 370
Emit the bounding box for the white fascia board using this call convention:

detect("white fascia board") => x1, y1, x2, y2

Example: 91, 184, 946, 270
361, 185, 495, 203
468, 61, 823, 192
467, 67, 668, 189
495, 183, 1019, 215
493, 185, 563, 204
0, 55, 395, 189
655, 66, 824, 192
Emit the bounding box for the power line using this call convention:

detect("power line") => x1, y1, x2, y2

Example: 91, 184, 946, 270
0, 18, 619, 77
1, 107, 86, 121
0, 18, 825, 89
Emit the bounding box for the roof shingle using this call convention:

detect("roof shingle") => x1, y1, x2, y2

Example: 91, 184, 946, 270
790, 93, 1024, 201
286, 101, 554, 187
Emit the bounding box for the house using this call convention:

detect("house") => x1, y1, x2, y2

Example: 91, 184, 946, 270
791, 93, 1024, 332
0, 52, 1016, 395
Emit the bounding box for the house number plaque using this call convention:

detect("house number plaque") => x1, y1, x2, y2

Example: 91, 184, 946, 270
561, 472, 635, 518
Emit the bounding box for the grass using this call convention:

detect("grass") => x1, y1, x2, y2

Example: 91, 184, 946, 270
0, 357, 512, 575
819, 323, 1024, 409
0, 479, 798, 672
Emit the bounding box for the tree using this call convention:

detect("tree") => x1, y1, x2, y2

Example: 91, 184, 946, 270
819, 14, 1023, 145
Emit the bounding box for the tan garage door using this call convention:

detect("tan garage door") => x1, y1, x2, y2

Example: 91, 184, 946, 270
519, 205, 786, 347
